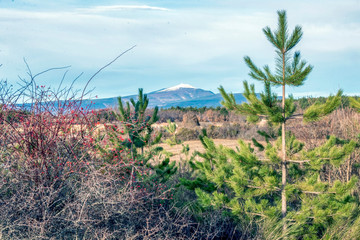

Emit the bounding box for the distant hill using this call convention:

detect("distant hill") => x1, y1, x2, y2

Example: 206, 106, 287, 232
160, 93, 247, 108
85, 84, 248, 109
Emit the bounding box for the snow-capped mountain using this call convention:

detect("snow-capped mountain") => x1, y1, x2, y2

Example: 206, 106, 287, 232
85, 84, 247, 109
159, 83, 196, 92
145, 84, 214, 106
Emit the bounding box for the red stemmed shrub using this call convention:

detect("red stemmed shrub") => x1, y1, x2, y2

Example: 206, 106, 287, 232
0, 68, 98, 238
0, 80, 94, 185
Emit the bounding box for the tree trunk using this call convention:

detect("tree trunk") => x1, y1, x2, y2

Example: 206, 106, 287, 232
281, 84, 287, 219
281, 52, 287, 231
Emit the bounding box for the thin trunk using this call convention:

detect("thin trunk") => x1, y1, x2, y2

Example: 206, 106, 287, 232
281, 51, 287, 228
131, 142, 134, 163
281, 84, 287, 218
131, 143, 134, 188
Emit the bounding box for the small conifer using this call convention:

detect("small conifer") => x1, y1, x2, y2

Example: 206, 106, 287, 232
182, 10, 357, 238
97, 89, 176, 185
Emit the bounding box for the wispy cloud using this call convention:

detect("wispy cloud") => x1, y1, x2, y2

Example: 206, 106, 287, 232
81, 5, 171, 13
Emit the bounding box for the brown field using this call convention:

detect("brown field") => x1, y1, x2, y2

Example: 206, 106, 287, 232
158, 139, 242, 162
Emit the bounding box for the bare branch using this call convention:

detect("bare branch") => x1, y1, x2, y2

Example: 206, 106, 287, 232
302, 191, 336, 194
80, 45, 137, 101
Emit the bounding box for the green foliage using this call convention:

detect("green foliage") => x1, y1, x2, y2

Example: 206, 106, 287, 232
164, 119, 182, 146
349, 97, 360, 112
219, 10, 341, 126
115, 88, 161, 153
164, 119, 177, 134
258, 129, 277, 143
197, 11, 358, 236
244, 10, 313, 88
295, 95, 355, 110
276, 131, 304, 158
183, 134, 358, 239
303, 90, 343, 122
220, 81, 284, 124
303, 136, 356, 169
184, 136, 281, 217
148, 158, 178, 183
252, 138, 265, 151
321, 209, 360, 239
96, 88, 176, 182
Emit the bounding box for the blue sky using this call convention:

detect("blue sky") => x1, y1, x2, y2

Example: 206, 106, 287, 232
0, 0, 359, 98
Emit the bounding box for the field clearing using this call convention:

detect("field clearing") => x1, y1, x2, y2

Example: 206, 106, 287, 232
158, 139, 245, 162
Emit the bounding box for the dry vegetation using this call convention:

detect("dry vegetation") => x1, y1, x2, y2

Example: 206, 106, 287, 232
1, 73, 360, 239
0, 79, 250, 239
159, 139, 244, 162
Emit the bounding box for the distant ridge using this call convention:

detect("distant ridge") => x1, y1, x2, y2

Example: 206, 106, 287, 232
160, 93, 247, 108
85, 84, 250, 109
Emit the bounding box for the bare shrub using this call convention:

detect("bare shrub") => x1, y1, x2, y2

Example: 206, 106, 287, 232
0, 64, 96, 239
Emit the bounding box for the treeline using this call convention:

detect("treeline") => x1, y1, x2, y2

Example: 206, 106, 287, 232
162, 105, 229, 115
161, 95, 360, 112
94, 95, 360, 126
94, 106, 237, 124
296, 95, 360, 110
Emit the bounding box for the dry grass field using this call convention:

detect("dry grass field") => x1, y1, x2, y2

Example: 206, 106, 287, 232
159, 139, 244, 162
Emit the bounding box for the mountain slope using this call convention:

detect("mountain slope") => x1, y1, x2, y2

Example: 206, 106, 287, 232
160, 93, 247, 108
85, 84, 248, 109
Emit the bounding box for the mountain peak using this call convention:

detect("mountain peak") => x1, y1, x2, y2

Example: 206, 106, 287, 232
159, 83, 196, 92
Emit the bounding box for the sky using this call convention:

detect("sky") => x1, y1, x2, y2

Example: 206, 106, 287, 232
0, 0, 359, 99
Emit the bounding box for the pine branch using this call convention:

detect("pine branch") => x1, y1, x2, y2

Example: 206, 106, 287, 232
247, 185, 281, 191
244, 56, 267, 82
219, 85, 237, 111
287, 160, 310, 163
258, 158, 311, 163
286, 26, 303, 51
302, 191, 336, 194
285, 113, 303, 120
303, 90, 343, 122
349, 97, 360, 112
275, 10, 288, 50
252, 138, 265, 151
263, 26, 279, 49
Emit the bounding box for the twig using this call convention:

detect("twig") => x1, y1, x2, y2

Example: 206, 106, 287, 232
286, 113, 303, 120
302, 191, 336, 194
80, 45, 137, 101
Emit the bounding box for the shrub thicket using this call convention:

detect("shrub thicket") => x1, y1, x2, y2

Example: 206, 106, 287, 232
0, 71, 248, 239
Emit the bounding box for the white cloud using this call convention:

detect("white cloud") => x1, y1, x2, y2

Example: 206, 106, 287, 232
80, 5, 170, 12
302, 23, 360, 53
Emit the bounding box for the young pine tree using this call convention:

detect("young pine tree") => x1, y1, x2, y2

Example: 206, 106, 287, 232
219, 10, 343, 220
96, 88, 176, 184
178, 10, 360, 238
116, 88, 161, 158
164, 119, 182, 146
